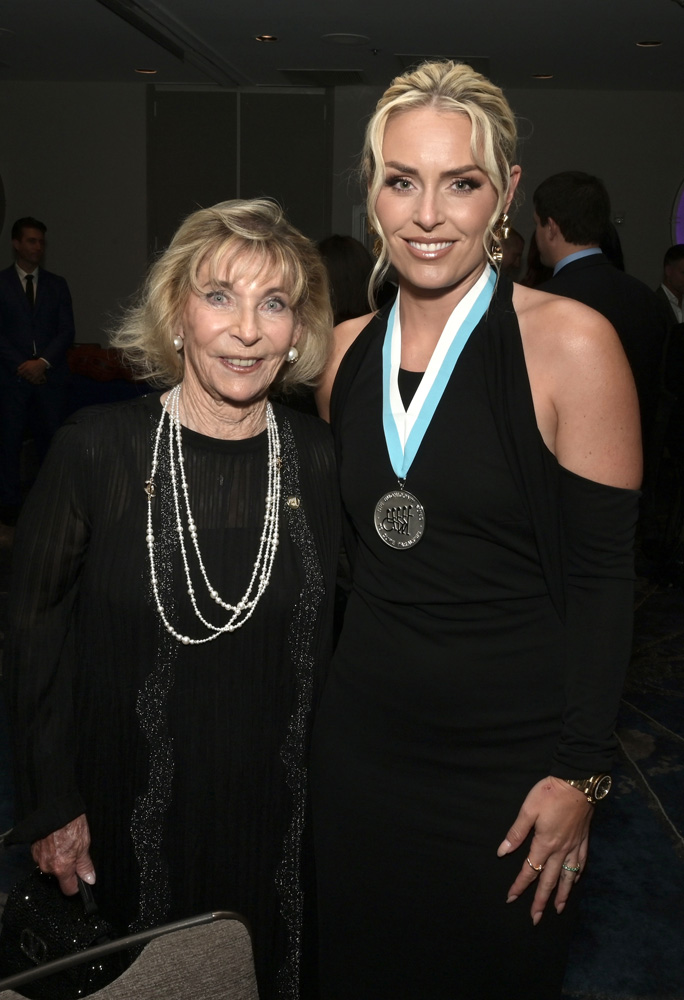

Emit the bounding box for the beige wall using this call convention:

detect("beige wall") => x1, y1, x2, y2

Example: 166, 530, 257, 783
331, 85, 684, 288
0, 82, 148, 343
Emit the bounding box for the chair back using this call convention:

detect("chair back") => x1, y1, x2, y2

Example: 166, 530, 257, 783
0, 911, 258, 999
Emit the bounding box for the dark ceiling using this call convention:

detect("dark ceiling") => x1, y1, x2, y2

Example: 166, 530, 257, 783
1, 0, 683, 91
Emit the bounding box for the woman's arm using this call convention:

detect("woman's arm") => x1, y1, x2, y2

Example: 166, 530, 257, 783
499, 289, 641, 921
4, 418, 96, 890
515, 285, 642, 489
315, 313, 374, 422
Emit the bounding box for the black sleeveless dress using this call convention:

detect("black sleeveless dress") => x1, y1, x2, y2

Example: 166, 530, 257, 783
310, 277, 639, 999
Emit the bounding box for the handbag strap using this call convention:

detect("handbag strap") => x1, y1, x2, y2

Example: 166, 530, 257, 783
78, 876, 99, 916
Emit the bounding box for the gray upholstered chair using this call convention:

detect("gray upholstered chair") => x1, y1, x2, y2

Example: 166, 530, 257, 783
0, 911, 258, 999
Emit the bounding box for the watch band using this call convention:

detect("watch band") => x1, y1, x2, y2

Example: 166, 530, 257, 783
563, 773, 612, 805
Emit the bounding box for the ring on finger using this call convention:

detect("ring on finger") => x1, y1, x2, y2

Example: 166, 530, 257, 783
561, 862, 581, 873
526, 857, 544, 873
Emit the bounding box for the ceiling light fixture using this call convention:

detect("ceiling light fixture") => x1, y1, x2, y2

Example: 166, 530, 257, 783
135, 68, 158, 74
636, 40, 662, 47
532, 73, 553, 79
256, 34, 278, 42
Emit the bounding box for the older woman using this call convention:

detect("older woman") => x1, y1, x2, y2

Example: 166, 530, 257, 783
311, 62, 641, 998
4, 199, 338, 999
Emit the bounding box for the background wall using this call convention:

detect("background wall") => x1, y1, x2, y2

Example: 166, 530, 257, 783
1, 81, 683, 343
0, 81, 148, 343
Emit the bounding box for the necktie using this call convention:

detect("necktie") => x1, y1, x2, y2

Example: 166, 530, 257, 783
25, 273, 34, 307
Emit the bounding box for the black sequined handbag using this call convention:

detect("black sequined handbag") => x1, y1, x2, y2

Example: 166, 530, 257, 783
0, 868, 126, 998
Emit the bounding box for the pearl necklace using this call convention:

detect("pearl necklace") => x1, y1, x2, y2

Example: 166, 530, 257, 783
146, 384, 281, 644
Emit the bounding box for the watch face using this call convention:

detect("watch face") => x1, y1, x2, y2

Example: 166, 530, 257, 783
594, 775, 612, 800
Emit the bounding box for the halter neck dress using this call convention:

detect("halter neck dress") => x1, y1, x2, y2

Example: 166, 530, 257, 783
310, 275, 639, 999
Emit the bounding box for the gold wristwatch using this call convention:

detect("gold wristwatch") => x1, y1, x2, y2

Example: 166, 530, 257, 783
563, 774, 612, 805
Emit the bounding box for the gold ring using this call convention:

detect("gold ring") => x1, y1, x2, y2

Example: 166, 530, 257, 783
561, 862, 581, 873
526, 857, 544, 873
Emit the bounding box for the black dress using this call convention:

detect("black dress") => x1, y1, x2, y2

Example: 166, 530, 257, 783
4, 393, 340, 1000
310, 278, 639, 999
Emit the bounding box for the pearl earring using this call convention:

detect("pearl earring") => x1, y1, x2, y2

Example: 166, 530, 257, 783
287, 346, 299, 364
173, 336, 183, 351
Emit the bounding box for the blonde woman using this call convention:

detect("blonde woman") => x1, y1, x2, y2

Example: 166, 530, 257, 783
6, 199, 338, 1000
311, 62, 640, 998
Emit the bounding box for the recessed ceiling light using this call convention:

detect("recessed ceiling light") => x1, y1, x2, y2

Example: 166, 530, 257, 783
322, 33, 370, 46
636, 40, 662, 47
135, 68, 158, 74
256, 34, 278, 42
532, 73, 553, 79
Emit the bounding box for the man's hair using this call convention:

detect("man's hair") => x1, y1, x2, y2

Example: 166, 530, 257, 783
533, 172, 610, 246
11, 217, 47, 240
664, 244, 684, 268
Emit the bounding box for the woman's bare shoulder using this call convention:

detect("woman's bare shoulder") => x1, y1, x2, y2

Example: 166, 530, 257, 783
513, 281, 613, 334
510, 284, 641, 488
315, 311, 376, 422
511, 283, 622, 358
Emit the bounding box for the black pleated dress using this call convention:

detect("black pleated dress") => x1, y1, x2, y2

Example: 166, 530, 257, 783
310, 277, 639, 999
5, 393, 340, 1000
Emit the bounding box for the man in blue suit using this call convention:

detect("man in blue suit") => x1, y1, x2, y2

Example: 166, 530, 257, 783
0, 217, 75, 523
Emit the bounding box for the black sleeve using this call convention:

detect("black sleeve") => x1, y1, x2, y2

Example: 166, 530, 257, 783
550, 467, 639, 777
3, 417, 93, 844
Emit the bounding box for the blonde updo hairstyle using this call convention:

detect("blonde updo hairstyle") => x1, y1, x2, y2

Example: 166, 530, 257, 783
112, 198, 332, 392
363, 60, 518, 305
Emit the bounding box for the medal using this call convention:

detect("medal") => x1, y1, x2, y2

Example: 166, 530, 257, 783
375, 265, 496, 549
374, 489, 425, 549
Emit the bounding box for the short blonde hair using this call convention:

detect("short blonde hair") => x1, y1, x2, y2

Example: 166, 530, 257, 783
362, 60, 518, 303
112, 199, 332, 391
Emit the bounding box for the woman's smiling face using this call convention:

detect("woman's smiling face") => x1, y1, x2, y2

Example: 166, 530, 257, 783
375, 106, 517, 297
179, 258, 300, 413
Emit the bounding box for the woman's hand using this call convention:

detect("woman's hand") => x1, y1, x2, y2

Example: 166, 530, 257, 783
31, 813, 95, 896
496, 776, 593, 924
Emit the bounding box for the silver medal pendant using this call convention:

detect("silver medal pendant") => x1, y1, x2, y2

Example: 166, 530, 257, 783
374, 489, 425, 549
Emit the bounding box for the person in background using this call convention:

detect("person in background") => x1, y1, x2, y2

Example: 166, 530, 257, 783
0, 217, 74, 525
317, 234, 375, 325
519, 230, 552, 287
4, 199, 339, 1000
311, 60, 641, 1000
600, 221, 625, 271
498, 225, 524, 279
656, 244, 684, 328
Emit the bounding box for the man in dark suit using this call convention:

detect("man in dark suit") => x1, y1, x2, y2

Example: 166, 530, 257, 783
0, 217, 75, 523
655, 244, 684, 329
533, 172, 666, 449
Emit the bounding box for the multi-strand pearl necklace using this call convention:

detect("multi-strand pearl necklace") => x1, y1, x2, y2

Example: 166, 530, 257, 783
146, 384, 281, 645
